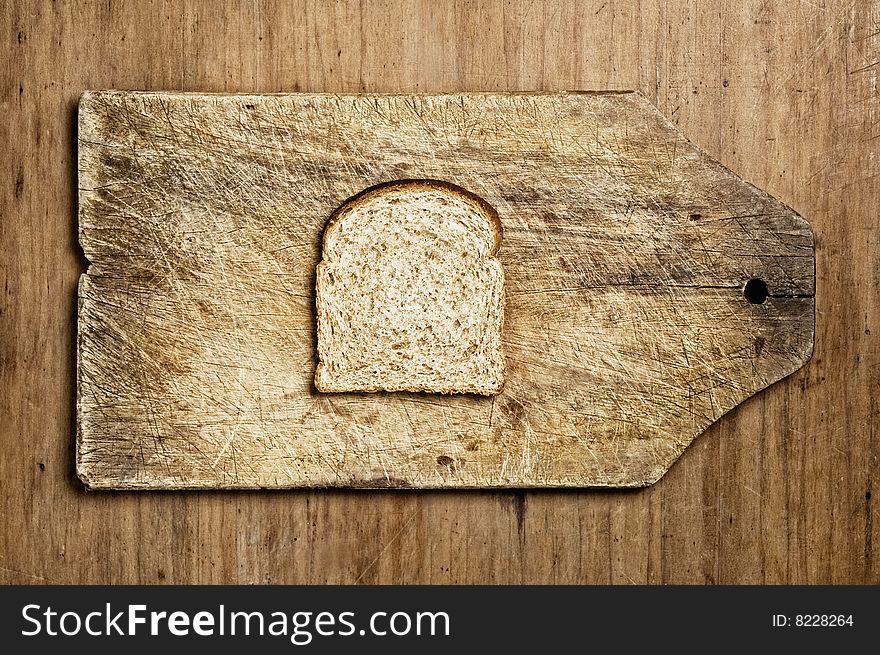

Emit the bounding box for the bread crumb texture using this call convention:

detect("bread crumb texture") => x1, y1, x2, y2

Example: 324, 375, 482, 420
315, 180, 505, 395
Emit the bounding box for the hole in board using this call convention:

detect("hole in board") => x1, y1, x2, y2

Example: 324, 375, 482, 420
743, 278, 768, 304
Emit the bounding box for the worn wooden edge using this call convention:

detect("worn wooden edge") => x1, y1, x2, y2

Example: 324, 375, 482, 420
75, 277, 87, 489
75, 93, 89, 489
622, 92, 816, 486
74, 90, 816, 491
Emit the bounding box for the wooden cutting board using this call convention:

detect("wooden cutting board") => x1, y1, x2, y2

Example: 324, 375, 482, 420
76, 91, 814, 489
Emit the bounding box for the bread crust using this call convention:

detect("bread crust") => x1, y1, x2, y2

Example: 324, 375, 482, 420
321, 179, 503, 256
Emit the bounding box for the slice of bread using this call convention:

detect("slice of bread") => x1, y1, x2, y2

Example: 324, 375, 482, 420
314, 180, 505, 395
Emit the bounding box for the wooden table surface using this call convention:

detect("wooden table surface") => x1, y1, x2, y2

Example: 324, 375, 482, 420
2, 0, 877, 584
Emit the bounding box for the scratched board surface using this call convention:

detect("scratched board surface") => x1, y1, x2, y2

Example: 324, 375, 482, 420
76, 91, 814, 489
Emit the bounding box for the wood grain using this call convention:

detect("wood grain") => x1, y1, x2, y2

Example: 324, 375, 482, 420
1, 0, 877, 582
76, 90, 814, 489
